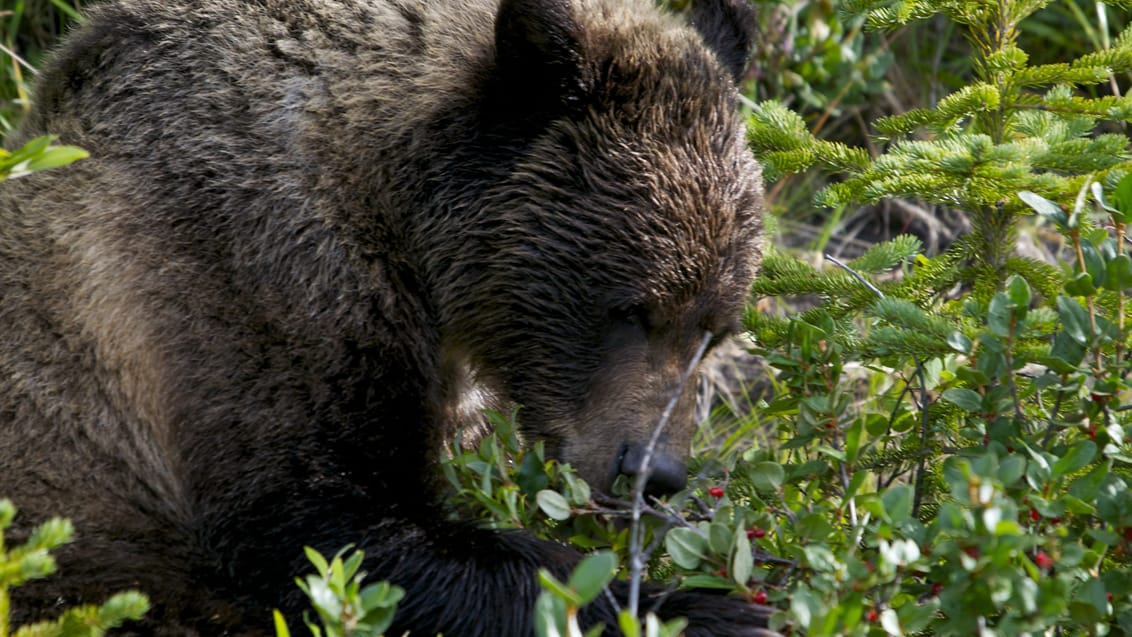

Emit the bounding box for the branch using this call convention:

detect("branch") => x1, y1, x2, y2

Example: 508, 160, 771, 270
626, 330, 714, 618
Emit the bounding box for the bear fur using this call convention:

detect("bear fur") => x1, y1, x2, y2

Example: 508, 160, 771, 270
0, 0, 766, 634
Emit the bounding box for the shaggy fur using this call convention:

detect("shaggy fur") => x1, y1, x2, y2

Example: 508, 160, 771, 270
0, 0, 765, 634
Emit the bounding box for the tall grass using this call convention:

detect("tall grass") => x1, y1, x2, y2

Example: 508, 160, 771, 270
1, 0, 82, 134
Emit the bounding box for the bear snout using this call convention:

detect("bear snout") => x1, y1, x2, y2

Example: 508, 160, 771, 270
617, 443, 689, 496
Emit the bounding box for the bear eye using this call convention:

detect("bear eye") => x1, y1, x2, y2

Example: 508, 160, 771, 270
611, 304, 652, 332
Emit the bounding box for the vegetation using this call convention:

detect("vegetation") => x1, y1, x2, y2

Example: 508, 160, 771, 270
0, 500, 147, 637
7, 0, 1132, 635
445, 0, 1132, 634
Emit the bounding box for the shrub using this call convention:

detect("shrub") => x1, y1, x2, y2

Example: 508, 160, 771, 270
447, 0, 1132, 634
0, 500, 148, 637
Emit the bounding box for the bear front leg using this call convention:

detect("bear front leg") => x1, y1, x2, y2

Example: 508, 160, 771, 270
612, 583, 780, 637
352, 519, 776, 637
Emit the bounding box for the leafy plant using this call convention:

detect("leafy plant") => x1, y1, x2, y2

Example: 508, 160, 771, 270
1, 0, 82, 132
0, 499, 149, 637
274, 547, 404, 637
0, 135, 87, 182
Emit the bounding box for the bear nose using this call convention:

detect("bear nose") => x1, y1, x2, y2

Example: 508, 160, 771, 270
618, 444, 688, 496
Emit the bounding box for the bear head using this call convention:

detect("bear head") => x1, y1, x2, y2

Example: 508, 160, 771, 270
435, 0, 763, 496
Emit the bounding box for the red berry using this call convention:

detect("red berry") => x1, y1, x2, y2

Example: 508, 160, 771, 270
866, 609, 878, 622
931, 582, 943, 596
963, 546, 979, 559
747, 527, 767, 539
1030, 508, 1040, 522
1051, 517, 1062, 524
752, 591, 768, 605
708, 486, 725, 498
1035, 550, 1054, 569
1108, 593, 1115, 602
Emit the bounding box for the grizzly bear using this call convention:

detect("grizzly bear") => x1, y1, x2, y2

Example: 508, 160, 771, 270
0, 0, 766, 634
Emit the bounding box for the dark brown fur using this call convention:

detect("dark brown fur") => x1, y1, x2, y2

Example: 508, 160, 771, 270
0, 0, 765, 634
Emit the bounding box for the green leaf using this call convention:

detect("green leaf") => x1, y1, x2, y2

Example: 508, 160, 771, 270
941, 388, 982, 411
1062, 494, 1097, 515
1081, 242, 1107, 288
273, 610, 291, 637
883, 484, 915, 524
537, 569, 583, 607
731, 529, 753, 585
1070, 578, 1108, 624
304, 577, 342, 622
303, 547, 330, 578
845, 418, 864, 464
568, 552, 617, 604
802, 545, 840, 572
1006, 275, 1031, 315
1019, 190, 1067, 226
3, 135, 53, 166
796, 513, 834, 540
679, 574, 736, 590
748, 462, 786, 491
665, 528, 707, 569
708, 522, 732, 555
1046, 330, 1087, 368
618, 610, 642, 637
534, 590, 569, 637
1106, 254, 1132, 290
357, 582, 404, 635
536, 490, 572, 521
23, 145, 89, 173
880, 607, 903, 636
998, 454, 1027, 486
341, 549, 364, 583
947, 331, 973, 353
1064, 272, 1097, 296
987, 292, 1013, 337
1057, 296, 1091, 344
1052, 441, 1097, 478
1111, 172, 1132, 222
1069, 462, 1112, 501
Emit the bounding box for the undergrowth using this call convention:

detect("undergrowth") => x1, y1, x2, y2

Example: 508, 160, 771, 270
5, 0, 1132, 636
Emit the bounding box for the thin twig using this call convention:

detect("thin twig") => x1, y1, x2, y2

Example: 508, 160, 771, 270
825, 254, 885, 298
826, 253, 932, 517
0, 42, 37, 76
626, 330, 713, 618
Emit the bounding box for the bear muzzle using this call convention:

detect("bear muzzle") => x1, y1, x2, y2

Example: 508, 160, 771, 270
616, 443, 689, 496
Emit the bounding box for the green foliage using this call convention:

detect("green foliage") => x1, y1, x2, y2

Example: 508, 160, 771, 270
7, 1, 1132, 636
274, 547, 404, 637
443, 410, 600, 534
732, 1, 1132, 633
535, 552, 687, 637
0, 135, 87, 182
0, 500, 149, 637
1, 1, 82, 133
444, 3, 1132, 636
742, 0, 894, 114
751, 0, 1132, 286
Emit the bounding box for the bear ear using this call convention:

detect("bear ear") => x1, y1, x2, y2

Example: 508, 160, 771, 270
689, 0, 757, 83
493, 0, 587, 123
